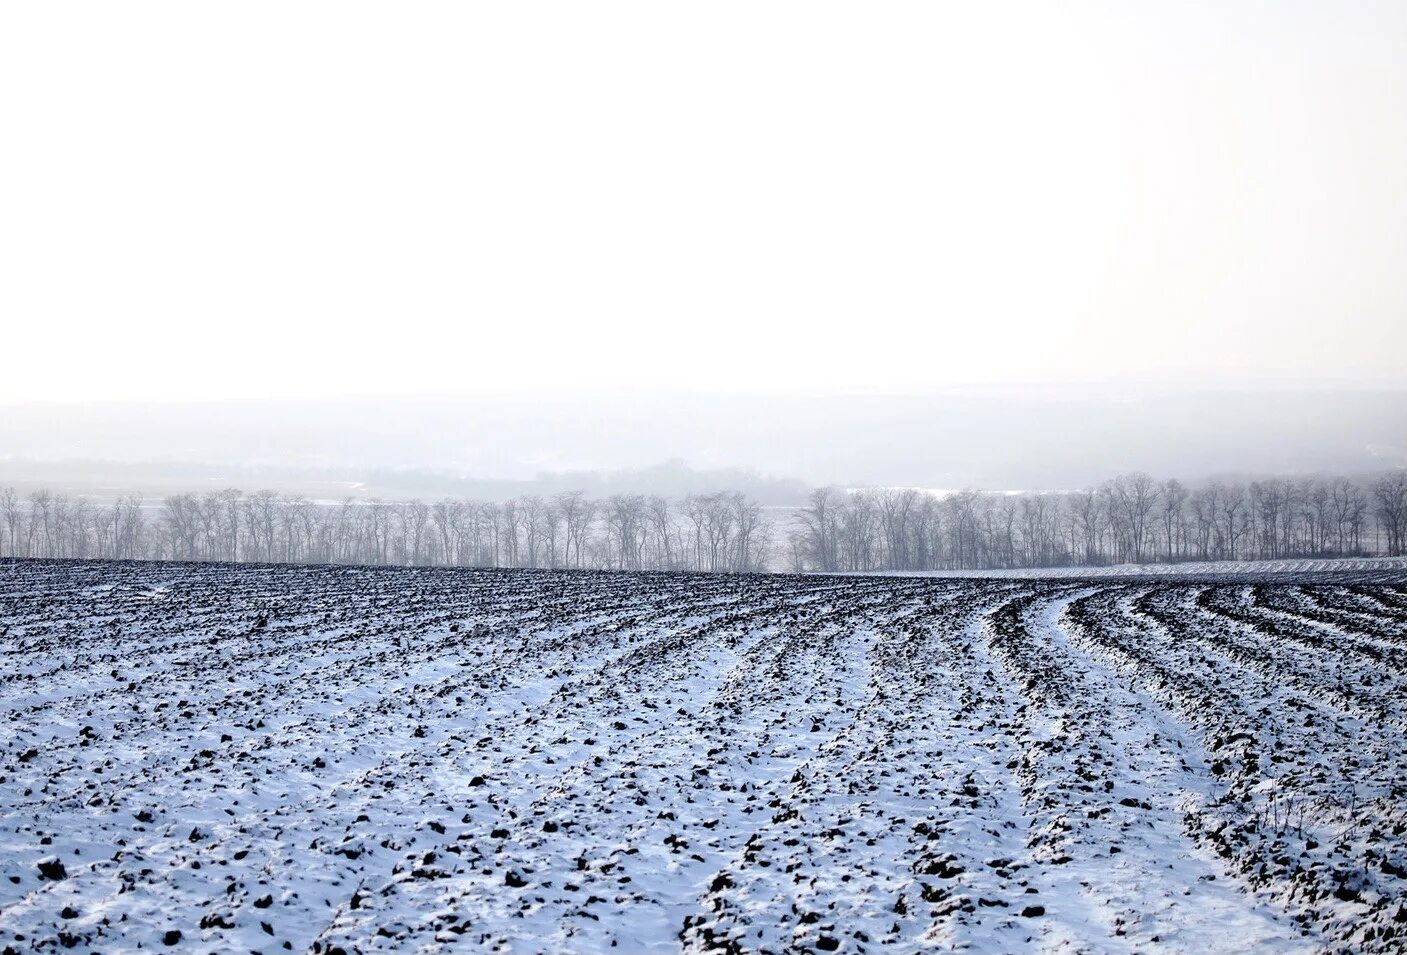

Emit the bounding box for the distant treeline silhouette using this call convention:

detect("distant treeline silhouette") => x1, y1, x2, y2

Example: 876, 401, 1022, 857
1, 471, 1404, 572
786, 472, 1406, 572
0, 489, 772, 572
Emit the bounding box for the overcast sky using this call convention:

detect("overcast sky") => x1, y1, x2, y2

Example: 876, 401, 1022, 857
2, 1, 1404, 406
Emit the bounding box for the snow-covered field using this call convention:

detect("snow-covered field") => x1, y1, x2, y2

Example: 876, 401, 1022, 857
2, 559, 1404, 953
870, 555, 1407, 580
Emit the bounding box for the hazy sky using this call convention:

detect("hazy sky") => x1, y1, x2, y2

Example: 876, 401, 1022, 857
2, 392, 1403, 490
3, 2, 1405, 404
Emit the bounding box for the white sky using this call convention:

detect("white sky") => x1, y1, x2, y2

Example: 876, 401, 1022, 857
2, 1, 1404, 403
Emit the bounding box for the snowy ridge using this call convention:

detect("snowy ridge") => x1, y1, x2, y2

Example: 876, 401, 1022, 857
0, 560, 1404, 953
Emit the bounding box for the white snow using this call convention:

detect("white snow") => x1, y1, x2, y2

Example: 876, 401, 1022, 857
1, 559, 1403, 953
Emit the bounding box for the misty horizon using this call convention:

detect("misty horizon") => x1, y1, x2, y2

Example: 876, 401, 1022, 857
2, 387, 1403, 501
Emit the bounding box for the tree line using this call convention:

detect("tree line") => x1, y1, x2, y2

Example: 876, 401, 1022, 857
0, 488, 772, 572
1, 471, 1404, 573
786, 472, 1407, 572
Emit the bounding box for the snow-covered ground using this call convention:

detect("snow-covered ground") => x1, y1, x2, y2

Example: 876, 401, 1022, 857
865, 555, 1407, 580
1, 559, 1403, 953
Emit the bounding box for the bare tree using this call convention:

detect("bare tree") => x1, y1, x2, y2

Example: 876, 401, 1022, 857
1159, 478, 1187, 561
554, 491, 594, 569
0, 487, 19, 558
603, 495, 647, 571
1375, 471, 1407, 557
794, 487, 841, 572
1107, 472, 1158, 563
646, 496, 677, 570
729, 491, 765, 572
